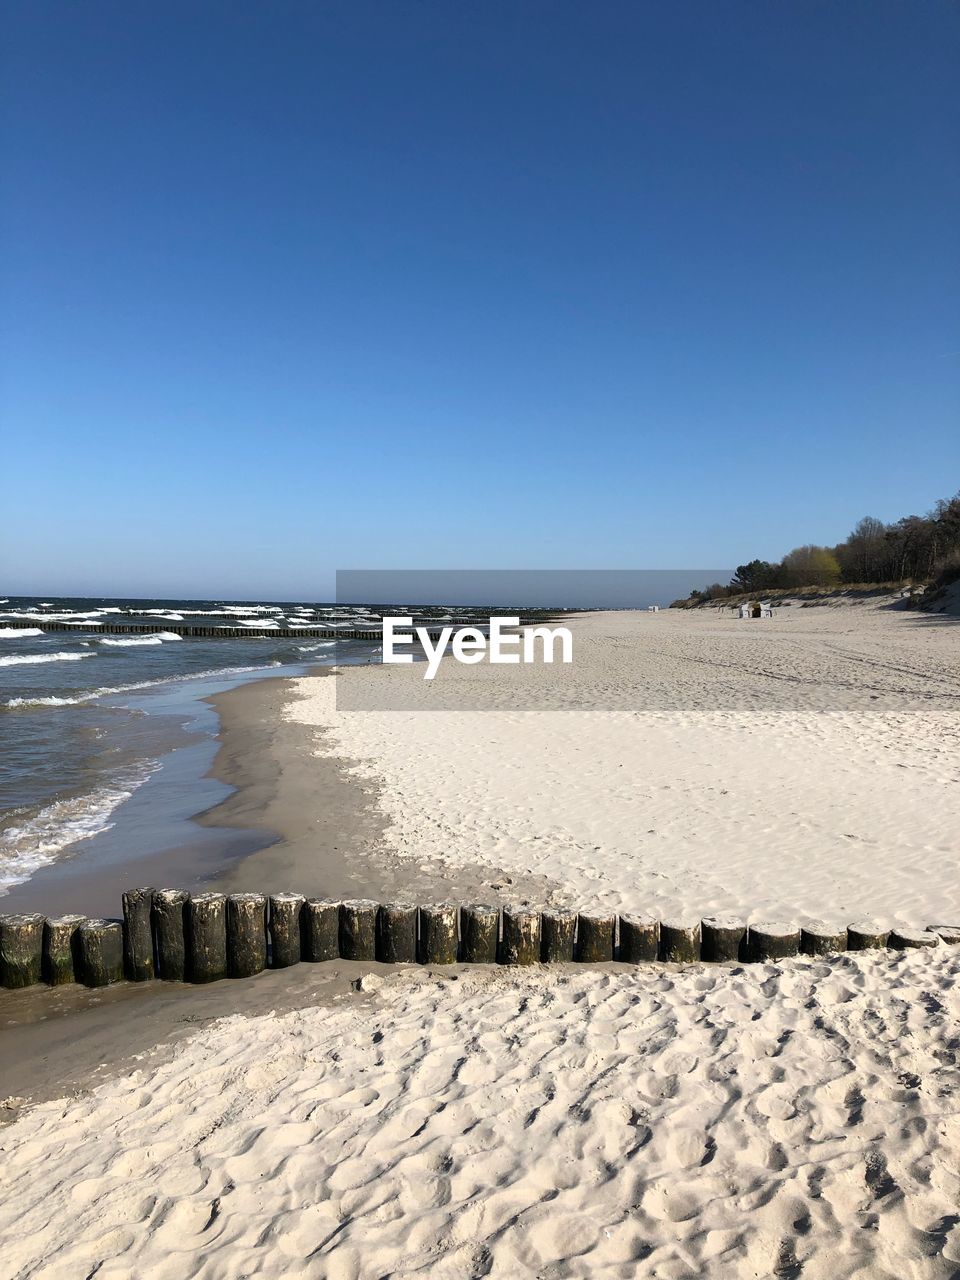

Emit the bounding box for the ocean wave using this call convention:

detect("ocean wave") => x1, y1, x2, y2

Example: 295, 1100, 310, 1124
297, 641, 338, 652
0, 763, 161, 895
98, 632, 183, 647
2, 661, 285, 708
0, 612, 104, 624
0, 651, 95, 667
0, 627, 44, 638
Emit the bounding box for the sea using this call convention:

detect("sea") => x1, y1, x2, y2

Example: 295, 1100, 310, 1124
0, 595, 388, 900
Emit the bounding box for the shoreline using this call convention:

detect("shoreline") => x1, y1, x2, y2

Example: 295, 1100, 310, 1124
198, 666, 562, 908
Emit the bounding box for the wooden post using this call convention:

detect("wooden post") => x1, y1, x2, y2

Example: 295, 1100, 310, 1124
227, 893, 267, 977
701, 917, 747, 963
122, 887, 155, 981
540, 908, 576, 962
76, 920, 124, 987
339, 899, 377, 961
499, 908, 540, 965
301, 898, 339, 961
848, 922, 889, 951
460, 905, 498, 963
800, 922, 848, 956
749, 922, 800, 962
42, 915, 85, 985
659, 917, 701, 963
888, 928, 939, 949
418, 905, 459, 964
152, 888, 187, 981
186, 892, 228, 983
269, 893, 304, 968
618, 914, 659, 963
0, 913, 44, 987
577, 912, 615, 962
376, 904, 418, 963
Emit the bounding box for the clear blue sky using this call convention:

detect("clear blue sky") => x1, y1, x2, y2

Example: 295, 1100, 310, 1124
2, 1, 957, 599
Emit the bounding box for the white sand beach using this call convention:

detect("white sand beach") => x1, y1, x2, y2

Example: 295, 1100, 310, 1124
2, 605, 959, 1278
290, 605, 960, 928
3, 951, 959, 1279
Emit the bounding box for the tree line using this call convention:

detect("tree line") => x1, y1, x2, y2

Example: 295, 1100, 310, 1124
674, 490, 960, 605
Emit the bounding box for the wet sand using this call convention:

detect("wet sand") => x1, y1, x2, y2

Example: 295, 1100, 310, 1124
200, 668, 558, 906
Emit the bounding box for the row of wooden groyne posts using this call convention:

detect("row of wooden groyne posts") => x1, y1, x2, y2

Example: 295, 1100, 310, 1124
0, 891, 957, 990
0, 617, 516, 640
0, 619, 388, 640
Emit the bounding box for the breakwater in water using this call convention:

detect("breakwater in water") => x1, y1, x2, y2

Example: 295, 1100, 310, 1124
1, 618, 399, 640
1, 891, 957, 990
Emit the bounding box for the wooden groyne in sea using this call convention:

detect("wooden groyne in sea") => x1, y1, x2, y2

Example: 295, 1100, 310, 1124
0, 617, 548, 640
0, 618, 383, 640
0, 892, 956, 990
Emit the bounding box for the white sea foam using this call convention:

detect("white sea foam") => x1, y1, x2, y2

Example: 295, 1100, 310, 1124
0, 763, 161, 895
0, 612, 104, 624
297, 641, 337, 652
99, 637, 161, 647
0, 627, 44, 638
147, 611, 184, 620
2, 662, 284, 708
0, 651, 95, 668
98, 632, 183, 647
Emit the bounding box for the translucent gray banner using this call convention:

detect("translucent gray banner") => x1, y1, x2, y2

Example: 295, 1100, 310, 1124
331, 569, 745, 711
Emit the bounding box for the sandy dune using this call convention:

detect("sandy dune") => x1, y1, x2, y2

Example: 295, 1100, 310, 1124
288, 606, 960, 926
2, 950, 958, 1278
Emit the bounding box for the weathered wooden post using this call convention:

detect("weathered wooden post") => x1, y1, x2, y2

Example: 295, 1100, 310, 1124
227, 893, 267, 977
339, 899, 378, 961
225, 896, 267, 972
540, 908, 576, 962
460, 905, 499, 963
749, 922, 800, 962
301, 898, 339, 961
76, 919, 124, 987
800, 922, 848, 956
153, 888, 187, 981
269, 893, 304, 968
618, 914, 659, 962
42, 915, 85, 985
122, 887, 155, 981
376, 904, 418, 963
577, 912, 615, 962
499, 908, 540, 965
888, 928, 939, 949
186, 892, 228, 983
847, 921, 889, 951
659, 916, 701, 963
0, 913, 44, 988
418, 904, 459, 964
701, 917, 747, 963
